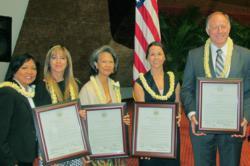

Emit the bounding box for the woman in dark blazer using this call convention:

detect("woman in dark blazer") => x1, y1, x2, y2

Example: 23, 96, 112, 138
0, 54, 38, 166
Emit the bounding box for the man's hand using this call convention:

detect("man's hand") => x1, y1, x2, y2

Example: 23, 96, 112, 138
190, 115, 206, 136
232, 118, 248, 138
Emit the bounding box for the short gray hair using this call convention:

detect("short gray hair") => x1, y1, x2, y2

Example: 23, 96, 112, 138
89, 45, 119, 75
206, 11, 231, 32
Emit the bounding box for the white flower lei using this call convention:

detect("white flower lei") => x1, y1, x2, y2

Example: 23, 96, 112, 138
204, 37, 233, 78
0, 81, 35, 98
48, 83, 76, 104
111, 80, 121, 102
139, 71, 175, 101
90, 76, 121, 103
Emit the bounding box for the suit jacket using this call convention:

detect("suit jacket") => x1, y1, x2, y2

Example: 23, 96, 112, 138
0, 84, 37, 165
181, 44, 250, 122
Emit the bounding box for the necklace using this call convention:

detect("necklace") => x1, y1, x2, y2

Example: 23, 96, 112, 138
0, 81, 35, 97
139, 71, 175, 100
204, 37, 233, 78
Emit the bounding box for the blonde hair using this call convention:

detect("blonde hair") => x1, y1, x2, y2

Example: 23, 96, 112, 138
43, 45, 79, 102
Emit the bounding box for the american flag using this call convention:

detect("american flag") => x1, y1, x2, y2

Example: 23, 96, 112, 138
133, 0, 161, 81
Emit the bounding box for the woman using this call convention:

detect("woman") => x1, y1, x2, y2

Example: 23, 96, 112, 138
34, 45, 85, 165
0, 54, 38, 166
79, 45, 130, 166
133, 41, 181, 166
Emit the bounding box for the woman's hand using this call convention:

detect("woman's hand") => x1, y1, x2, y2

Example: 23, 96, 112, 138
140, 157, 151, 160
82, 156, 91, 165
176, 112, 181, 127
79, 109, 87, 120
123, 113, 130, 125
38, 157, 58, 166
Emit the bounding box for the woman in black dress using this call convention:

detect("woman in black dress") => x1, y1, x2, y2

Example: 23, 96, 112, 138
133, 41, 181, 166
0, 54, 38, 166
34, 45, 87, 165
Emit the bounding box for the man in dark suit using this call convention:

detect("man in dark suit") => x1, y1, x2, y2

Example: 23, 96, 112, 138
181, 11, 250, 166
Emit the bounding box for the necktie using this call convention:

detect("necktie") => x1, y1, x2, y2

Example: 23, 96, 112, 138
215, 49, 224, 77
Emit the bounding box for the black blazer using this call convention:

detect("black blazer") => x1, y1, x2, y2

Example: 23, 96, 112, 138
0, 85, 37, 165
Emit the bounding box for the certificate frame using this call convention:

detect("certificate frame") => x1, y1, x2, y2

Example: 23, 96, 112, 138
197, 78, 243, 134
81, 102, 128, 159
33, 100, 90, 165
132, 102, 177, 159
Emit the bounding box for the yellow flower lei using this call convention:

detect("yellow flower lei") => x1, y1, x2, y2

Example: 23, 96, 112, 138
69, 84, 77, 100
0, 81, 35, 98
139, 71, 175, 100
49, 83, 76, 104
49, 84, 57, 104
204, 37, 233, 78
90, 76, 121, 103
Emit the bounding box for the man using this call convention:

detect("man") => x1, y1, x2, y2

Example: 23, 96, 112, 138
181, 11, 250, 166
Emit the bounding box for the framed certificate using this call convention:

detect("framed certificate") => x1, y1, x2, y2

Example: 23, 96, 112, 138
82, 103, 128, 159
33, 100, 90, 165
197, 78, 243, 134
132, 102, 177, 159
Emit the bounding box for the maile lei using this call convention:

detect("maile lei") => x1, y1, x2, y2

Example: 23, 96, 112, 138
0, 81, 35, 97
204, 37, 233, 78
90, 76, 121, 103
48, 83, 76, 104
139, 71, 175, 100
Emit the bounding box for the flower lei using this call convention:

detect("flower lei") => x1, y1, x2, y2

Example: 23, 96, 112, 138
0, 81, 35, 98
139, 71, 175, 100
49, 83, 76, 104
49, 84, 57, 104
111, 80, 121, 102
90, 76, 121, 103
204, 37, 233, 78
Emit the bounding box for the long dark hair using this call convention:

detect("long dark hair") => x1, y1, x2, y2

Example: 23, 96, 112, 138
146, 41, 166, 59
146, 41, 167, 71
5, 53, 38, 83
